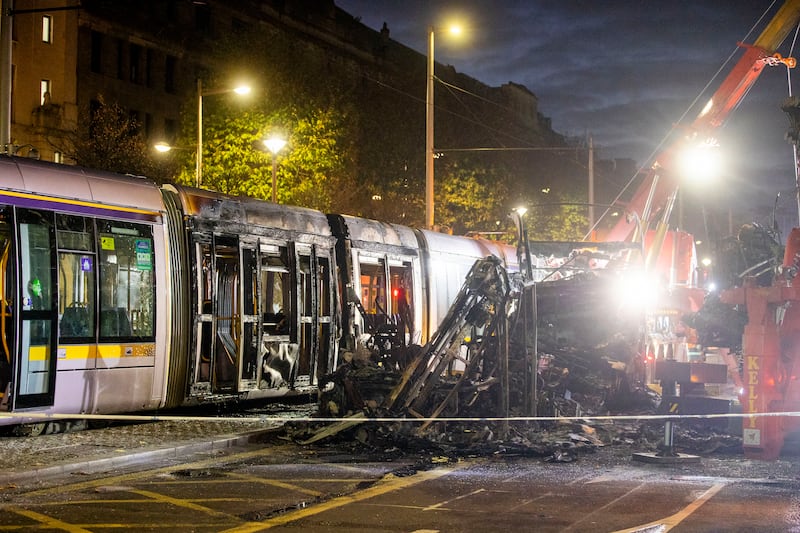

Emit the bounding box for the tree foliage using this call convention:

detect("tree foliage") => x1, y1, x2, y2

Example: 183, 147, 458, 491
64, 96, 161, 178
159, 18, 590, 237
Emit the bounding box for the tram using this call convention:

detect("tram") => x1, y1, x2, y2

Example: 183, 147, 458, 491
0, 155, 517, 429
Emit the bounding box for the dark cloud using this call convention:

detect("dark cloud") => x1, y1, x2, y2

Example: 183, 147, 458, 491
337, 0, 800, 224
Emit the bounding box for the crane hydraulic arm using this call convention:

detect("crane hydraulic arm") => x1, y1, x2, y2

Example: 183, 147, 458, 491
606, 0, 800, 244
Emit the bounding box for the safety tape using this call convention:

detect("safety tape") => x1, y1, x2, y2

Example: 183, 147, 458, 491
0, 410, 798, 424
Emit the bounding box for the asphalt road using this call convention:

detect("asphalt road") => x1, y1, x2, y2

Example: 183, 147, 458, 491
2, 425, 800, 532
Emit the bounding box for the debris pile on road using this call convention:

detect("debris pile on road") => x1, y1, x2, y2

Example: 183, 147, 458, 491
283, 255, 710, 460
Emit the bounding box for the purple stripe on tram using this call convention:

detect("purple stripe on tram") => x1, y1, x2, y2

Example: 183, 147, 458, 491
0, 192, 161, 222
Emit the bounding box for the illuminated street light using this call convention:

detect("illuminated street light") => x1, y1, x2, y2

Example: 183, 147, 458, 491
196, 79, 251, 188
426, 22, 465, 229
154, 141, 173, 153
263, 136, 287, 203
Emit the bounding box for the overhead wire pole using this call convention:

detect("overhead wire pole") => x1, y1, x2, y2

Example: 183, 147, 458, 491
197, 78, 203, 188
426, 26, 435, 229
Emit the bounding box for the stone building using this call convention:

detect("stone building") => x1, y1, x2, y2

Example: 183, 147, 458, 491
2, 0, 562, 171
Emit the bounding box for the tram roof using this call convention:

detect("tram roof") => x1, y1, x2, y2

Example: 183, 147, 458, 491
167, 184, 334, 239
332, 214, 419, 252
0, 156, 165, 218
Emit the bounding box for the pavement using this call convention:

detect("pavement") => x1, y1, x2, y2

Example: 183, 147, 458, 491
0, 418, 285, 486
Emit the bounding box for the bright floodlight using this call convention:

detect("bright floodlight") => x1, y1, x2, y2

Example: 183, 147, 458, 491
678, 139, 722, 184
263, 136, 287, 155
154, 142, 173, 153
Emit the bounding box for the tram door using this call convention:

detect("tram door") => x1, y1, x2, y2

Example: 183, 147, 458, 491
14, 209, 58, 408
0, 206, 12, 406
194, 234, 239, 394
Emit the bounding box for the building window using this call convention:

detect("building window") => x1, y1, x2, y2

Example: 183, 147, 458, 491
194, 4, 211, 35
53, 152, 62, 163
129, 44, 140, 83
165, 118, 177, 140
145, 49, 153, 88
40, 80, 51, 105
116, 39, 124, 79
42, 15, 52, 43
90, 31, 103, 73
165, 55, 176, 94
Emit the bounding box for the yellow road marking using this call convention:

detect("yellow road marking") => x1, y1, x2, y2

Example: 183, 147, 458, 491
220, 462, 472, 533
129, 488, 233, 518
225, 472, 323, 497
3, 505, 94, 532
612, 482, 727, 533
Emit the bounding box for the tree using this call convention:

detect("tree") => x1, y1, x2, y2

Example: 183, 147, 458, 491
182, 103, 355, 212
54, 96, 161, 179
436, 161, 510, 235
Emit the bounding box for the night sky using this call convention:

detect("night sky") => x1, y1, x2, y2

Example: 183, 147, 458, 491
336, 0, 800, 230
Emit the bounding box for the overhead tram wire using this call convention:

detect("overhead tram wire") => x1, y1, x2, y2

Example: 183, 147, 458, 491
357, 70, 591, 165
785, 15, 800, 223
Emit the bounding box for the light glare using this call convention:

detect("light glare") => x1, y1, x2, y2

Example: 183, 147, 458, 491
263, 136, 287, 154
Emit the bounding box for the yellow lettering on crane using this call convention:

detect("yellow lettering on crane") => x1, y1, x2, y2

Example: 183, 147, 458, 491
749, 396, 759, 413
747, 356, 760, 371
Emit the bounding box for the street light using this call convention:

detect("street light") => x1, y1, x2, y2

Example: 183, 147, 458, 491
263, 136, 287, 203
154, 141, 173, 153
196, 79, 251, 188
426, 22, 464, 229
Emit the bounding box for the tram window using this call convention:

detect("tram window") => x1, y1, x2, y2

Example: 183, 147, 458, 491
359, 259, 386, 315
261, 251, 289, 335
56, 214, 94, 251
318, 257, 331, 316
97, 221, 155, 340
58, 253, 95, 341
19, 213, 54, 313
57, 215, 96, 342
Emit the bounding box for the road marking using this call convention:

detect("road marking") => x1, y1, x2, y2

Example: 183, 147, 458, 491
423, 488, 485, 511
225, 471, 324, 497
3, 505, 94, 533
562, 482, 648, 531
21, 445, 295, 497
128, 488, 233, 518
220, 462, 472, 532
612, 482, 727, 533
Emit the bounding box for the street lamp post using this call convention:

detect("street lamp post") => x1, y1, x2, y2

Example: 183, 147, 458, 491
426, 26, 435, 229
263, 136, 287, 203
425, 23, 463, 230
196, 79, 251, 188
196, 79, 203, 188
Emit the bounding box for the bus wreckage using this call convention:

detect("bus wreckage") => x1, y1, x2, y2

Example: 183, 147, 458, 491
304, 240, 660, 456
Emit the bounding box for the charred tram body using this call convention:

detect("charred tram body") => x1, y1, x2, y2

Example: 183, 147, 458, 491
0, 156, 517, 430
